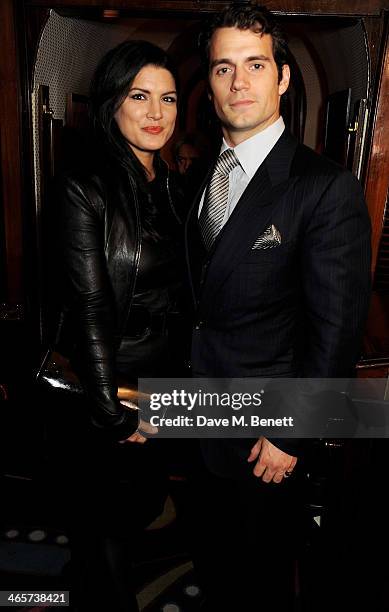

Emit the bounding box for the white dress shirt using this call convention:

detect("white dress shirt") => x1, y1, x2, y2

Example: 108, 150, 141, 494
198, 117, 285, 226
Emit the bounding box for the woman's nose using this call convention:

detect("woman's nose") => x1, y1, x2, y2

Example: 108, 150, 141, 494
147, 99, 162, 120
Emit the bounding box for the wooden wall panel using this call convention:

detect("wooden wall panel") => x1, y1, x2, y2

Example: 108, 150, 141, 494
364, 25, 389, 273
0, 0, 23, 302
22, 0, 385, 17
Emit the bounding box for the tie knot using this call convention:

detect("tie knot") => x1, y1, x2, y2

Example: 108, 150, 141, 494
214, 148, 239, 176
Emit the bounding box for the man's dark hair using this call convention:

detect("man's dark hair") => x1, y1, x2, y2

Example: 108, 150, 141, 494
89, 39, 179, 185
198, 3, 289, 82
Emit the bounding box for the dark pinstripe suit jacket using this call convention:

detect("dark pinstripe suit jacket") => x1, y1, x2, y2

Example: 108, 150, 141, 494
185, 129, 371, 475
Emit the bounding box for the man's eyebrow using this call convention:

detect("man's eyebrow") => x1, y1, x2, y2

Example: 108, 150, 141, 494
247, 55, 271, 62
210, 55, 271, 69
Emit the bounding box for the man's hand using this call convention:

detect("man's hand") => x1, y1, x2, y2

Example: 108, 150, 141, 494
247, 436, 297, 483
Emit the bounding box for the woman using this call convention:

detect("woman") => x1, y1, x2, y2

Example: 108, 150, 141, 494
56, 40, 185, 611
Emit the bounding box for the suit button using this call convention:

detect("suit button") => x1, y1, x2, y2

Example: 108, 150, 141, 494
195, 321, 204, 330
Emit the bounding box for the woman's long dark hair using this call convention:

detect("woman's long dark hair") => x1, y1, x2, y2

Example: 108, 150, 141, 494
89, 39, 179, 189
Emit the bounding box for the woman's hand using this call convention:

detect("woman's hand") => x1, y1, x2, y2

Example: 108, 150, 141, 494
124, 429, 147, 444
119, 418, 158, 445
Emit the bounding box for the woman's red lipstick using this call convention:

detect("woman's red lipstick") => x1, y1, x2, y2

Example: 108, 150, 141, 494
143, 126, 163, 134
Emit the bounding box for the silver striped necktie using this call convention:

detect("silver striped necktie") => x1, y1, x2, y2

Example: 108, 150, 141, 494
199, 148, 240, 250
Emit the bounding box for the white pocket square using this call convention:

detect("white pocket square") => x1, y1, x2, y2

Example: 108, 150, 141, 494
251, 224, 282, 249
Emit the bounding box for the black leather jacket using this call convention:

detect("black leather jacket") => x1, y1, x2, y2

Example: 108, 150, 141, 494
59, 161, 182, 441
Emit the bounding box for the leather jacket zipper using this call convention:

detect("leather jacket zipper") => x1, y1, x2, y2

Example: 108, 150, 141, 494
166, 166, 182, 225
120, 175, 142, 339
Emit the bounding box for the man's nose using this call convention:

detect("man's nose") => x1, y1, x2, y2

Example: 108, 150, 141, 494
231, 66, 249, 91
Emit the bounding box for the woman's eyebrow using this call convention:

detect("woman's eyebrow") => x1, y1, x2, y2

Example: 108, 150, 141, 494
128, 88, 177, 95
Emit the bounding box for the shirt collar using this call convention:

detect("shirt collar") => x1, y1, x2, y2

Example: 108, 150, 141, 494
221, 116, 285, 179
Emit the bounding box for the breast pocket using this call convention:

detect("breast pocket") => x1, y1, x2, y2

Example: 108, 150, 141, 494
241, 241, 294, 264
236, 241, 297, 297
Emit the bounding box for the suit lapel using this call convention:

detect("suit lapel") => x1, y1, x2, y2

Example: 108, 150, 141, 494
199, 129, 299, 315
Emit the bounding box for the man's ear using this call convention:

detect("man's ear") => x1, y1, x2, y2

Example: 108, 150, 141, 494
278, 64, 290, 96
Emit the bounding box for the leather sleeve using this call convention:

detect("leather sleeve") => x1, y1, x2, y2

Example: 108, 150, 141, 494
59, 176, 138, 441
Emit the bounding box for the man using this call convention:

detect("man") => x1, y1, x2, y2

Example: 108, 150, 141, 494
173, 133, 209, 202
185, 4, 371, 610
174, 133, 202, 175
